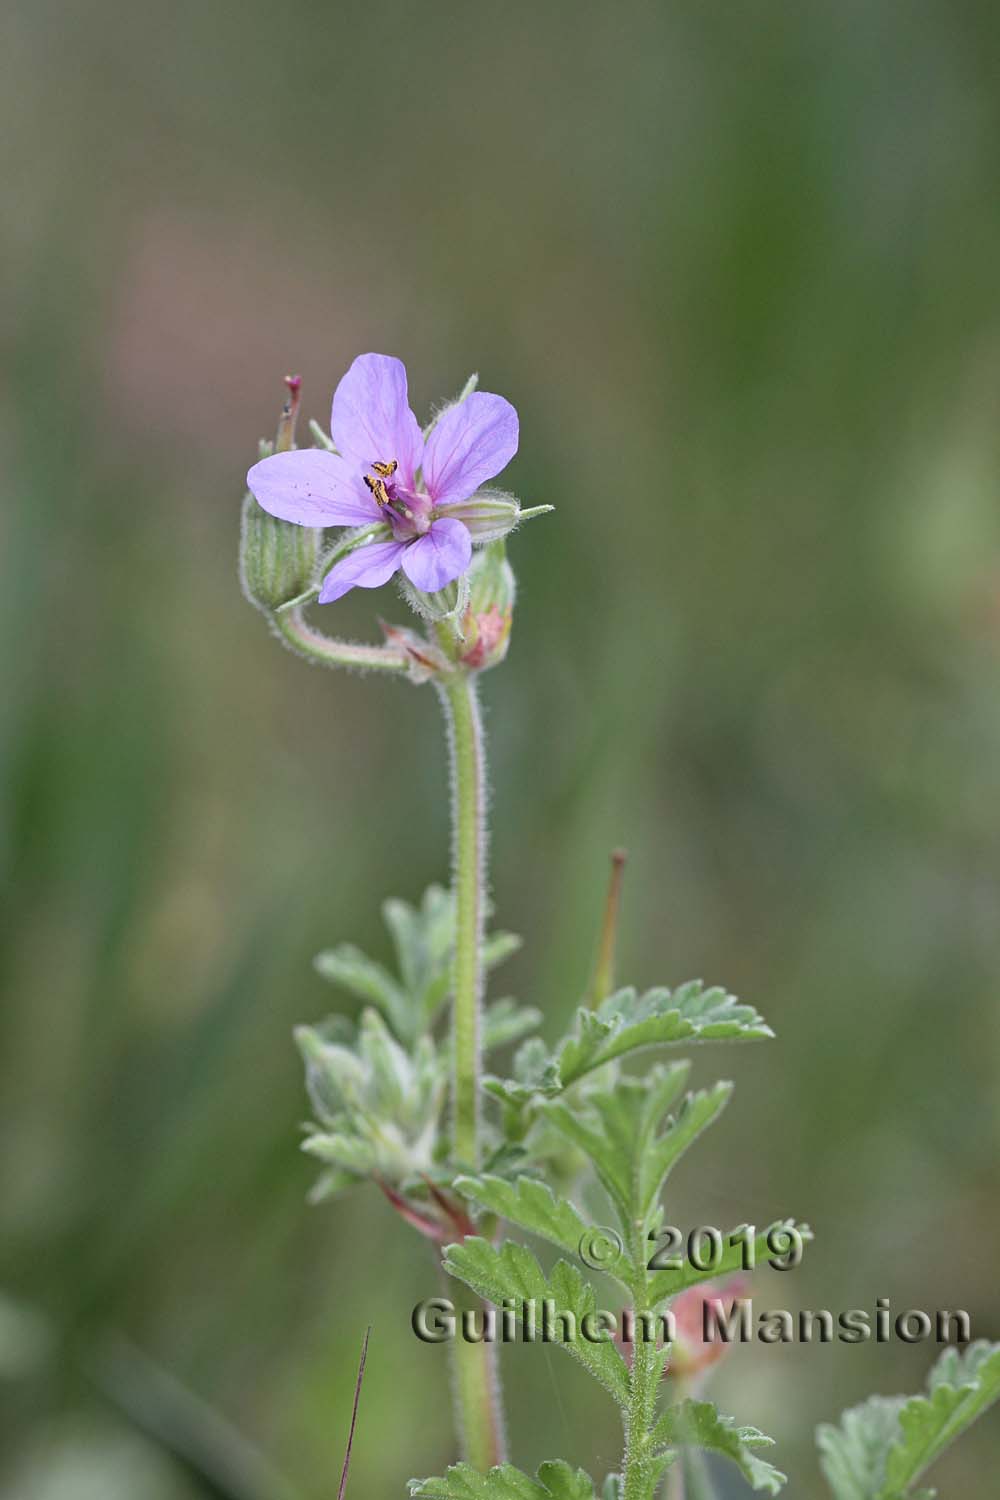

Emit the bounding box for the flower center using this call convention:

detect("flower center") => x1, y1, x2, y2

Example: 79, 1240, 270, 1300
363, 459, 432, 539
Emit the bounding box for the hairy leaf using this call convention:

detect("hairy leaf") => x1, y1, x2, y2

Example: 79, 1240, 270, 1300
313, 944, 410, 1040
646, 1219, 813, 1307
442, 1238, 630, 1404
653, 1400, 785, 1494
316, 884, 523, 1044
454, 1174, 596, 1264
817, 1398, 907, 1500
541, 1066, 730, 1226
486, 983, 772, 1103
409, 1459, 595, 1500
884, 1341, 1000, 1494
817, 1342, 1000, 1500
482, 998, 543, 1052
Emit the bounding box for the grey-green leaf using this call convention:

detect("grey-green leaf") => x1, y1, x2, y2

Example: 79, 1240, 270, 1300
817, 1341, 1000, 1500
817, 1398, 906, 1500
313, 944, 410, 1038
454, 1174, 599, 1267
486, 983, 773, 1103
646, 1219, 813, 1308
541, 1068, 731, 1228
885, 1341, 1000, 1496
442, 1238, 630, 1405
483, 998, 542, 1052
652, 1400, 785, 1494
557, 984, 774, 1088
409, 1459, 594, 1500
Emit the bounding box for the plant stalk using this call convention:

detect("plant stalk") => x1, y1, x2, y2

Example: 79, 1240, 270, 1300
271, 607, 408, 673
440, 669, 486, 1168
622, 1227, 662, 1500
437, 666, 507, 1469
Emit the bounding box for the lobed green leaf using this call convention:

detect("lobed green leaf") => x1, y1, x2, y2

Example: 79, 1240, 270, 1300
646, 1218, 813, 1307
652, 1400, 785, 1494
817, 1341, 1000, 1500
486, 983, 772, 1104
409, 1459, 594, 1500
442, 1238, 630, 1405
541, 1066, 731, 1227
454, 1174, 595, 1265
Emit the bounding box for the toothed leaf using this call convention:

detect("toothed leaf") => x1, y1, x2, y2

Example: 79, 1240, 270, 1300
442, 1238, 629, 1405
409, 1459, 595, 1500
486, 983, 772, 1103
884, 1341, 1000, 1494
817, 1398, 907, 1500
454, 1174, 598, 1266
653, 1400, 785, 1494
647, 1219, 813, 1307
483, 998, 542, 1052
313, 944, 410, 1039
817, 1342, 1000, 1500
541, 1066, 731, 1226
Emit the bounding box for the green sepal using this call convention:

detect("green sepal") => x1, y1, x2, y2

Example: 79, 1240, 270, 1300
239, 491, 321, 613
652, 1400, 785, 1494
442, 1238, 630, 1405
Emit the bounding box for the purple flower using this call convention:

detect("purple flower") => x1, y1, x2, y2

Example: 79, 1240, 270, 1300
246, 354, 518, 603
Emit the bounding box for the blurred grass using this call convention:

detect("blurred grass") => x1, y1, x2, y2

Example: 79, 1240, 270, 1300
2, 0, 1000, 1494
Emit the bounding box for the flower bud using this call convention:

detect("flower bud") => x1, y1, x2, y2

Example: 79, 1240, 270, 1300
399, 569, 471, 623
239, 491, 321, 612
460, 542, 515, 672
442, 489, 521, 542
239, 374, 321, 612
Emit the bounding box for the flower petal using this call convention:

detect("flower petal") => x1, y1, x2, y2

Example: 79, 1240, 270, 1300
247, 450, 377, 526
330, 353, 424, 487
422, 392, 518, 506
317, 539, 407, 603
400, 518, 472, 593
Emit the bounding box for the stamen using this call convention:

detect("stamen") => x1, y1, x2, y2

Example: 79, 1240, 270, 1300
371, 459, 398, 478
364, 474, 391, 506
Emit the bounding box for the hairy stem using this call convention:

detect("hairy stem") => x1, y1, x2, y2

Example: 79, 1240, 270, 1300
439, 670, 486, 1167
437, 667, 506, 1469
271, 607, 408, 673
622, 1229, 662, 1500
442, 1270, 507, 1470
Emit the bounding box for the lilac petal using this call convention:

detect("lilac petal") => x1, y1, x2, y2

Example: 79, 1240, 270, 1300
247, 450, 378, 526
330, 354, 424, 487
400, 518, 472, 593
422, 392, 518, 507
317, 539, 407, 604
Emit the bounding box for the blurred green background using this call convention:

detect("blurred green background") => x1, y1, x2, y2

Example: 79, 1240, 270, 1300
3, 0, 1000, 1494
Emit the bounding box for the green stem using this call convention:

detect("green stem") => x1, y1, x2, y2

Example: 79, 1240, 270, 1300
439, 670, 486, 1168
271, 607, 408, 674
441, 1271, 506, 1470
622, 1231, 662, 1500
437, 667, 506, 1470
